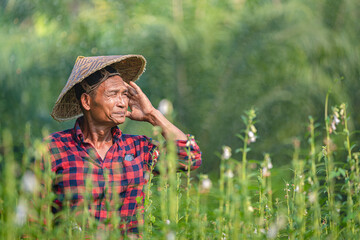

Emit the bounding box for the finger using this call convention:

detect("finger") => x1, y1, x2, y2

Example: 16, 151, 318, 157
128, 86, 138, 96
129, 81, 143, 94
128, 98, 137, 107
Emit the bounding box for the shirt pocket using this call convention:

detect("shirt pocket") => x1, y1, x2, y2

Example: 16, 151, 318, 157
121, 155, 145, 187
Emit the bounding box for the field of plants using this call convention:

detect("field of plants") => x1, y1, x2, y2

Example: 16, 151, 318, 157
1, 93, 359, 239
1, 0, 360, 239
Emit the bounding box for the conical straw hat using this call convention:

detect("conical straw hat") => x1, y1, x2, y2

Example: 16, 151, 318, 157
51, 55, 146, 121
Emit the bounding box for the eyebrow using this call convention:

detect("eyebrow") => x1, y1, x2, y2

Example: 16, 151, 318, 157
105, 88, 129, 94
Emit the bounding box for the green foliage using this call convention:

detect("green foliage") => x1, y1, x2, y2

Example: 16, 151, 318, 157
1, 0, 360, 171
1, 103, 360, 238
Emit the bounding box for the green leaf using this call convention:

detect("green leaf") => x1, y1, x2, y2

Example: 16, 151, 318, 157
338, 168, 346, 177
136, 196, 144, 204
241, 115, 248, 125
329, 171, 339, 179
350, 144, 357, 151
236, 134, 244, 141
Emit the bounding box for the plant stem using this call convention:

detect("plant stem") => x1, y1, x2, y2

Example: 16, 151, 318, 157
308, 117, 321, 238
324, 92, 337, 237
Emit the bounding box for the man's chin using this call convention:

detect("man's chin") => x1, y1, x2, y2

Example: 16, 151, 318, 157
111, 117, 126, 125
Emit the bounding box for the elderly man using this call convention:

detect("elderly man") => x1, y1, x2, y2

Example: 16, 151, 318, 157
46, 55, 201, 234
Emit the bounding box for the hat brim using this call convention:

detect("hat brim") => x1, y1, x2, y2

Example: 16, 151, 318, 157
51, 55, 146, 121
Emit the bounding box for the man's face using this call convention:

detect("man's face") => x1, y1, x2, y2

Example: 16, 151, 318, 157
88, 75, 130, 126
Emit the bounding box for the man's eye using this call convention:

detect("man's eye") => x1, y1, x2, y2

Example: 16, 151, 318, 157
106, 92, 117, 97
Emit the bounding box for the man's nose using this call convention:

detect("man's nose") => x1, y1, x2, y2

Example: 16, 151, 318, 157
116, 95, 127, 108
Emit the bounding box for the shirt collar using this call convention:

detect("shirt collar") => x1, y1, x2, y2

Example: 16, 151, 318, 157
72, 117, 122, 144
111, 125, 122, 142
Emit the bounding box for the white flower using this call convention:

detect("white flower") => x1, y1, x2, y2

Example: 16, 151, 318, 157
21, 171, 39, 194
248, 131, 255, 138
262, 167, 271, 177
267, 225, 278, 239
330, 114, 340, 133
267, 161, 273, 169
222, 146, 232, 160
201, 178, 212, 191
186, 137, 196, 148
144, 172, 150, 181
225, 169, 234, 178
127, 233, 138, 240
266, 215, 286, 239
331, 121, 336, 131
158, 99, 173, 115
276, 215, 286, 228
248, 205, 254, 212
15, 198, 27, 226
166, 219, 171, 225
166, 231, 176, 240
295, 186, 299, 192
248, 131, 256, 143
72, 222, 82, 232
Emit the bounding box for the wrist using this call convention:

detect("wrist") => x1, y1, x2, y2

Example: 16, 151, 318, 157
147, 108, 161, 126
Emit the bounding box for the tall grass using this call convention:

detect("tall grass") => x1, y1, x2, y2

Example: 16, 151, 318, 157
1, 100, 360, 239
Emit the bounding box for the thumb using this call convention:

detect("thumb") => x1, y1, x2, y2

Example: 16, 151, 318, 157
125, 111, 133, 119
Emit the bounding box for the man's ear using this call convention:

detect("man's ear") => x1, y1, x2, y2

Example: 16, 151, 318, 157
80, 93, 91, 111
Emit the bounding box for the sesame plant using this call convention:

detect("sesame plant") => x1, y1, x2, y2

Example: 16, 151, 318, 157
1, 100, 360, 239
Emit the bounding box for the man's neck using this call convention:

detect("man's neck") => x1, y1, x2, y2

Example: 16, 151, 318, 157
80, 117, 114, 147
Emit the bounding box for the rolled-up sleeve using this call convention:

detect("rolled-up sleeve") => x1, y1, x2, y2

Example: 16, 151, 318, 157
175, 134, 202, 170
145, 134, 202, 171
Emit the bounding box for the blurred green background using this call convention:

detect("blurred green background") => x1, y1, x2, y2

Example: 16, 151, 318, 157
1, 0, 359, 173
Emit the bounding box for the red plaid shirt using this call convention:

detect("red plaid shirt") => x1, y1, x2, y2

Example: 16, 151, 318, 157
45, 117, 201, 232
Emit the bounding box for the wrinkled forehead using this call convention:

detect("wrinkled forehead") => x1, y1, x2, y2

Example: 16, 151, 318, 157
99, 75, 130, 91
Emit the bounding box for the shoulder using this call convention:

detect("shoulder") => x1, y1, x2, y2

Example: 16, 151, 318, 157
44, 128, 73, 146
43, 129, 74, 164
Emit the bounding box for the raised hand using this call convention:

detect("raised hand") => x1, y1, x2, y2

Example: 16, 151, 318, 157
126, 81, 187, 141
125, 81, 157, 124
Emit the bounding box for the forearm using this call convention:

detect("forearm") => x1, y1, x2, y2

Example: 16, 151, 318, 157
147, 109, 187, 141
